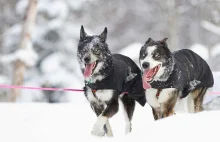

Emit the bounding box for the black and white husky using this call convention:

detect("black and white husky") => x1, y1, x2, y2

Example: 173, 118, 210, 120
139, 38, 214, 120
77, 26, 146, 136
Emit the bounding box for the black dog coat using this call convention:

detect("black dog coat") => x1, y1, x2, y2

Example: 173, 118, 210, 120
86, 54, 146, 106
150, 49, 214, 98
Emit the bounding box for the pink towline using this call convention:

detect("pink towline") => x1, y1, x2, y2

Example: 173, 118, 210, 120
0, 84, 84, 92
0, 84, 219, 95
209, 92, 220, 95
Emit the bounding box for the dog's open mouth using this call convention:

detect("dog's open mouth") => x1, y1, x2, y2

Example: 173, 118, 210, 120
83, 61, 98, 78
142, 64, 161, 89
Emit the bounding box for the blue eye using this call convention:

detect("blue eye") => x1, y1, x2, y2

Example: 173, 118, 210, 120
93, 48, 100, 54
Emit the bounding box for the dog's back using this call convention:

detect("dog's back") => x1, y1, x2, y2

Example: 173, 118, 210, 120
173, 49, 214, 89
111, 54, 146, 106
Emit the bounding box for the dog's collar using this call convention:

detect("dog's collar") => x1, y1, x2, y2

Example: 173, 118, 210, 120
156, 89, 162, 98
85, 79, 92, 85
91, 89, 97, 98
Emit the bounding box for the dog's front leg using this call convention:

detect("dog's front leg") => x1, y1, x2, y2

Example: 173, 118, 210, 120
152, 107, 161, 120
91, 97, 119, 136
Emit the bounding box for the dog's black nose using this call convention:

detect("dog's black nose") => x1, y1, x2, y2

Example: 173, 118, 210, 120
84, 56, 91, 63
142, 62, 150, 69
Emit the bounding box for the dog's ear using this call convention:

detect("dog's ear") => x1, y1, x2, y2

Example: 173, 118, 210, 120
100, 27, 107, 42
145, 38, 153, 44
160, 38, 168, 43
80, 25, 87, 41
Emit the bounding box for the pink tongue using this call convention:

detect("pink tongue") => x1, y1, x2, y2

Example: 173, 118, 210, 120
84, 63, 95, 78
143, 81, 151, 89
142, 69, 154, 89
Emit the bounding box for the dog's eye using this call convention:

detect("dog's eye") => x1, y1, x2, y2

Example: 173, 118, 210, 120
93, 48, 100, 54
141, 53, 146, 58
154, 54, 160, 59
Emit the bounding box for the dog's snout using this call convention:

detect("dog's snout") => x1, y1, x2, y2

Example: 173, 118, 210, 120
142, 62, 150, 69
84, 56, 91, 63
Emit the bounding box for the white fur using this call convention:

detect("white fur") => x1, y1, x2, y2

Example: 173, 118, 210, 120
154, 66, 166, 81
145, 88, 160, 108
89, 75, 104, 83
140, 46, 165, 81
140, 46, 161, 69
91, 115, 108, 136
87, 89, 114, 104
187, 93, 195, 113
93, 62, 104, 74
90, 52, 98, 63
158, 88, 176, 103
105, 120, 113, 137
87, 89, 101, 104
95, 90, 114, 102
145, 88, 177, 108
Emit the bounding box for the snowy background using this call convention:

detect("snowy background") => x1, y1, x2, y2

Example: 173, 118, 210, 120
0, 0, 219, 103
0, 0, 220, 141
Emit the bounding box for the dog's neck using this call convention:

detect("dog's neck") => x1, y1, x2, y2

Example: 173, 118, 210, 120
158, 56, 175, 82
85, 54, 114, 83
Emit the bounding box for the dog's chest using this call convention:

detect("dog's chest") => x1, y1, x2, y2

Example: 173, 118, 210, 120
145, 88, 177, 108
86, 89, 114, 104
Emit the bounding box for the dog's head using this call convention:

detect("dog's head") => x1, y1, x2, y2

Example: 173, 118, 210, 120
139, 38, 173, 89
77, 25, 111, 80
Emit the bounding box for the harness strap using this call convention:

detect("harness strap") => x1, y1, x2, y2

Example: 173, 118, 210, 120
92, 89, 97, 98
156, 89, 162, 98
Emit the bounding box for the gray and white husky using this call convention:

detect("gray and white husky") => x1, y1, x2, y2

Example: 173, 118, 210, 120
77, 26, 146, 136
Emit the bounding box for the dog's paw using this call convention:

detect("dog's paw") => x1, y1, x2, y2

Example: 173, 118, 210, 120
125, 123, 132, 134
91, 128, 105, 137
91, 116, 108, 137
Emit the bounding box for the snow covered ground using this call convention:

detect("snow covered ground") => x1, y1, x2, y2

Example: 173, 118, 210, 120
0, 101, 220, 142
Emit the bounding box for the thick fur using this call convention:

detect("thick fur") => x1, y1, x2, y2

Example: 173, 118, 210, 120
77, 26, 146, 136
139, 38, 214, 120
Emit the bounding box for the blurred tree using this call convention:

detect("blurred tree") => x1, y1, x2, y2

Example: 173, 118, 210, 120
9, 0, 38, 102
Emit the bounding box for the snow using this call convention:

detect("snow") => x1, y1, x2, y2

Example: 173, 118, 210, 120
16, 0, 68, 19
15, 0, 28, 16
204, 72, 220, 104
211, 44, 220, 57
67, 0, 95, 10
204, 96, 220, 110
0, 41, 38, 67
201, 20, 220, 35
0, 102, 219, 142
119, 42, 143, 63
190, 43, 209, 60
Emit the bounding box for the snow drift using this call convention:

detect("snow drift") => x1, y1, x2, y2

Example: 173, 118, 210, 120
0, 103, 219, 142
